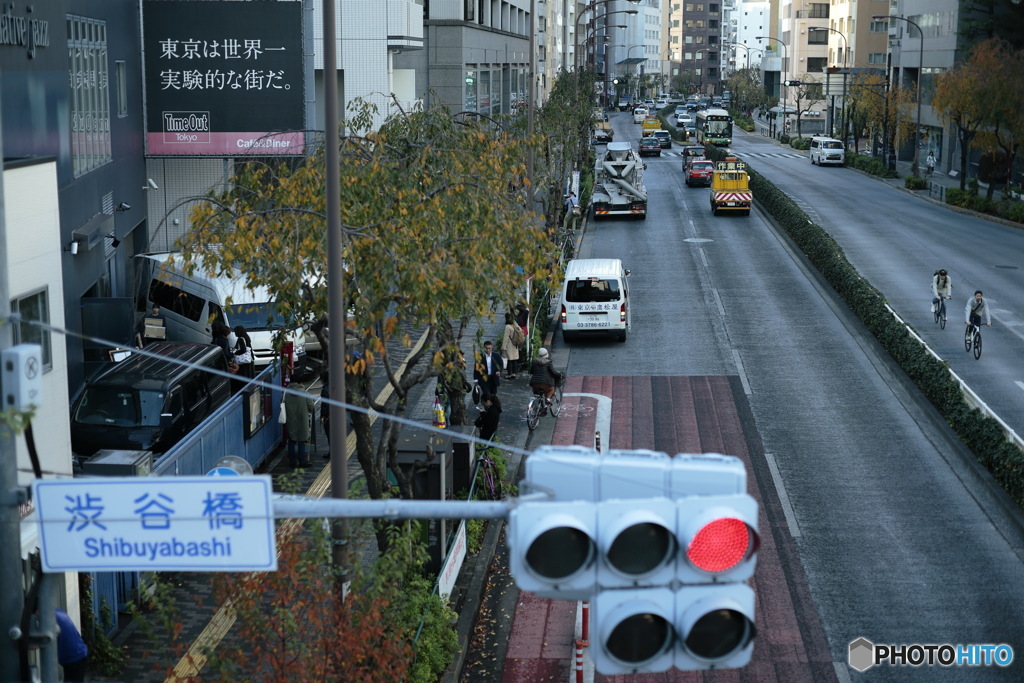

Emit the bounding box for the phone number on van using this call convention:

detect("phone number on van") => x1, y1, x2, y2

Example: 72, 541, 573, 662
577, 322, 611, 328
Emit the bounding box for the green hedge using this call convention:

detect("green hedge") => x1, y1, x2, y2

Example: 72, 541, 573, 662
846, 153, 899, 179
702, 142, 1024, 509
945, 187, 1024, 224
905, 176, 928, 190
789, 137, 811, 151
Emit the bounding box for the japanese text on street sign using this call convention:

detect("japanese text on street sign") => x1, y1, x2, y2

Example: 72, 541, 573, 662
32, 477, 277, 572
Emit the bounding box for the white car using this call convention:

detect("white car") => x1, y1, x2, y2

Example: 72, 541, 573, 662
655, 99, 668, 110
633, 107, 648, 123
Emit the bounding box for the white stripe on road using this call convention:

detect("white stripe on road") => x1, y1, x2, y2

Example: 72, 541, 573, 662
764, 451, 801, 539
732, 349, 752, 396
563, 392, 612, 453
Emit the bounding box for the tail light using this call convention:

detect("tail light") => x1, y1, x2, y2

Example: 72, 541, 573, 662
561, 304, 567, 324
620, 303, 626, 323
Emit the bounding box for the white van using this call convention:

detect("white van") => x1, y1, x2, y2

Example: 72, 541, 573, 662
137, 253, 306, 368
810, 137, 845, 166
559, 258, 631, 343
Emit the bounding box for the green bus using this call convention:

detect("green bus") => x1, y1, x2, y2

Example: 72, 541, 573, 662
696, 108, 733, 146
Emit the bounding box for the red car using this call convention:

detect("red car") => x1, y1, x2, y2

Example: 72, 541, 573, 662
685, 159, 715, 186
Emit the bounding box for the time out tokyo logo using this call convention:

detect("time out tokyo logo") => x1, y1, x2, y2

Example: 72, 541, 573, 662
162, 111, 211, 143
849, 637, 1013, 671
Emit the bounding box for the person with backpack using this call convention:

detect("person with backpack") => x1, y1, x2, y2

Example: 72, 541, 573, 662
502, 313, 524, 379
931, 269, 952, 317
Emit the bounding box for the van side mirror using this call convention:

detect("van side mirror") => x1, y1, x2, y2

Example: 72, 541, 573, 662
624, 269, 632, 276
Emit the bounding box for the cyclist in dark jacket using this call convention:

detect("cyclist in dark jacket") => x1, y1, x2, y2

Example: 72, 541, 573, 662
529, 348, 563, 401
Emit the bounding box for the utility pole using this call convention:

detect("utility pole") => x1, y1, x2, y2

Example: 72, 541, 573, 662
0, 100, 26, 683
323, 0, 350, 598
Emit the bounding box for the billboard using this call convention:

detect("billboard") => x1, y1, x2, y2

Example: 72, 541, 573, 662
142, 0, 305, 156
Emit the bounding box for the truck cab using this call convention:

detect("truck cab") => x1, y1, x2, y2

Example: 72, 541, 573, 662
709, 157, 752, 216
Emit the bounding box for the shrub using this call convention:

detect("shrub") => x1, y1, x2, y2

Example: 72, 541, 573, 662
969, 195, 993, 213
846, 153, 898, 179
779, 134, 791, 144
946, 188, 969, 207
905, 176, 928, 190
1006, 202, 1024, 224
789, 137, 811, 150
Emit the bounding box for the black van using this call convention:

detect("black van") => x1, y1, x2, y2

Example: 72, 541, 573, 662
71, 342, 232, 458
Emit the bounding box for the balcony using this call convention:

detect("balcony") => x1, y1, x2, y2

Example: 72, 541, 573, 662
387, 0, 425, 51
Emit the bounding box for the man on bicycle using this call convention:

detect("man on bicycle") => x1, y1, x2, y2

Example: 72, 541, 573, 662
529, 348, 563, 405
932, 269, 952, 315
965, 290, 991, 331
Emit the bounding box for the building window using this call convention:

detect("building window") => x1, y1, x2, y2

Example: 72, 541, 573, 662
68, 16, 112, 178
807, 57, 827, 72
807, 3, 828, 19
11, 289, 52, 372
710, 4, 718, 12
115, 60, 127, 117
868, 52, 886, 65
709, 19, 718, 29
869, 20, 888, 33
808, 30, 827, 45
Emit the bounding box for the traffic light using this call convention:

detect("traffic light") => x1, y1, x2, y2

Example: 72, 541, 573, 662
785, 79, 803, 86
507, 447, 760, 674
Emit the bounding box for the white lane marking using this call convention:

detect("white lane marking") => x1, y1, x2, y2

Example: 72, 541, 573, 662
765, 451, 801, 539
732, 349, 752, 396
563, 392, 612, 453
1016, 381, 1024, 393
697, 245, 710, 268
834, 661, 853, 683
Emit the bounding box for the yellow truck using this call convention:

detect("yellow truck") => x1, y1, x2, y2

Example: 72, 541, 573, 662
709, 157, 752, 216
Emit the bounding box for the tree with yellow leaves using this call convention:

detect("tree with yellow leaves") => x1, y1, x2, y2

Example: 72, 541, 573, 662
177, 101, 558, 538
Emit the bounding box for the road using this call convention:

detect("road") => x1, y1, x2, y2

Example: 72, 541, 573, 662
533, 111, 1024, 680
728, 126, 1024, 441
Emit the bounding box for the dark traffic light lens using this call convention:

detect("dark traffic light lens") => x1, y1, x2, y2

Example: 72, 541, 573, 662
607, 522, 675, 576
526, 526, 595, 580
607, 612, 673, 664
685, 608, 756, 660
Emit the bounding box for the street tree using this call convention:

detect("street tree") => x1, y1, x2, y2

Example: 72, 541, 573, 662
847, 71, 916, 162
969, 38, 1024, 198
725, 68, 769, 117
933, 51, 987, 189
787, 77, 823, 139
178, 102, 558, 542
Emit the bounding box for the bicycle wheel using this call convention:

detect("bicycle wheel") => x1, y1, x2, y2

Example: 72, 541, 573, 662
964, 326, 973, 352
526, 398, 542, 431
973, 330, 982, 359
933, 301, 941, 325
483, 463, 499, 500
549, 385, 564, 417
939, 301, 947, 329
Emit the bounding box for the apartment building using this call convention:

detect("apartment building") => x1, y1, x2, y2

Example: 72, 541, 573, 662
679, 1, 725, 95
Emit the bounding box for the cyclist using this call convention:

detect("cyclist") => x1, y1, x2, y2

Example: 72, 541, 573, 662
529, 348, 563, 407
965, 290, 991, 333
931, 269, 952, 316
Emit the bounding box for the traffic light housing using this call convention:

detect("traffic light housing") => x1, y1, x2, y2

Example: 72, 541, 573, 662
507, 447, 760, 674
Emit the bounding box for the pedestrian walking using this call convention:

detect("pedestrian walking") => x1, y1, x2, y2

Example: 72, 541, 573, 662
501, 314, 523, 379
473, 340, 503, 396
475, 393, 502, 442
233, 325, 255, 379
284, 386, 314, 467
55, 608, 89, 683
926, 151, 936, 176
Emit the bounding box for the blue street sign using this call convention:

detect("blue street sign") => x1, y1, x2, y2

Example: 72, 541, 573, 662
32, 476, 277, 573
207, 467, 240, 477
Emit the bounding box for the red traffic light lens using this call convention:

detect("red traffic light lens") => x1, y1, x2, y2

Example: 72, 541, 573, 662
687, 517, 752, 573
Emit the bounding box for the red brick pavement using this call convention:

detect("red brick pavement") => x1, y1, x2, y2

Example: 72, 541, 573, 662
503, 376, 837, 682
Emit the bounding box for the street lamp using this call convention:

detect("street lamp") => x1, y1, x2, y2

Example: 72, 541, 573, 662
725, 42, 752, 70
585, 22, 628, 71
574, 0, 641, 71
875, 14, 925, 177
756, 36, 788, 137
808, 26, 848, 140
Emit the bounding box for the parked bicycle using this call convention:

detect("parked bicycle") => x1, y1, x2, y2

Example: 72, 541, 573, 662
964, 323, 983, 359
476, 448, 503, 500
526, 376, 564, 431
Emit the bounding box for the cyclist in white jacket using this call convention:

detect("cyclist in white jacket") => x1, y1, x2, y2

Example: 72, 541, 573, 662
965, 290, 991, 330
931, 269, 952, 315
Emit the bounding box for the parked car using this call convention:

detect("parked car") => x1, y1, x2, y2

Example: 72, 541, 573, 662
639, 136, 662, 157
685, 159, 715, 187
70, 342, 232, 458
652, 130, 673, 149
633, 107, 649, 123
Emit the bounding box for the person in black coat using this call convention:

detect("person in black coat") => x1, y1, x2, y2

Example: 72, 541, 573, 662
473, 340, 503, 396
475, 393, 502, 442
